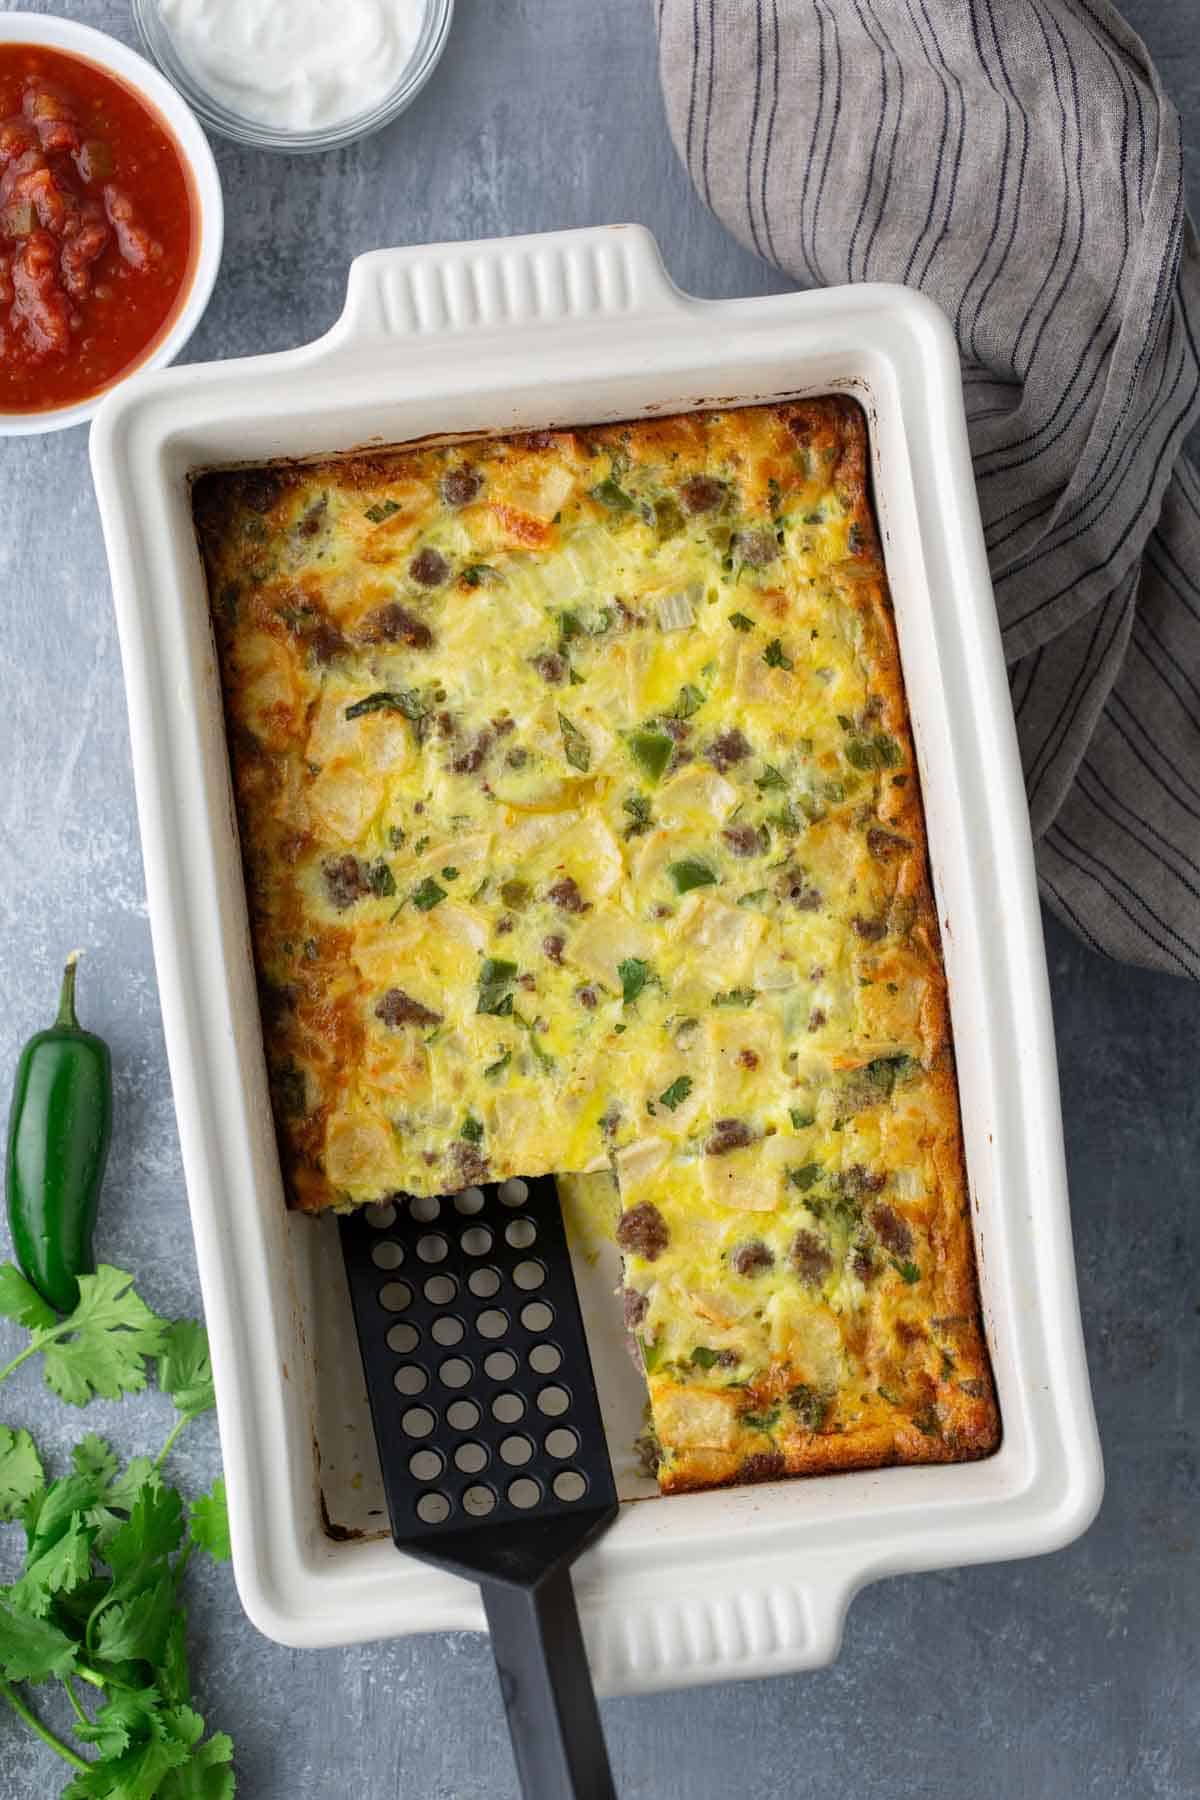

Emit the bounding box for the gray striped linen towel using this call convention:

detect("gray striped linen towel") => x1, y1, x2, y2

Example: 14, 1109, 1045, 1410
655, 0, 1200, 977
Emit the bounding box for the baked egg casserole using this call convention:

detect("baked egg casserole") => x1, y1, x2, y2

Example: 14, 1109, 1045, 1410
194, 398, 999, 1491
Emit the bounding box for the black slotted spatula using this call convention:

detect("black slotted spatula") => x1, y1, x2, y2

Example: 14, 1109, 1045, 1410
339, 1174, 620, 1800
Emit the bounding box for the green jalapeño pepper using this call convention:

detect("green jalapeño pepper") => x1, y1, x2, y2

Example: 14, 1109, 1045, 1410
5, 953, 112, 1313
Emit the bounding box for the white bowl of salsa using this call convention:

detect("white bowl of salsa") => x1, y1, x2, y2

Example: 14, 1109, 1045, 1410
0, 11, 222, 434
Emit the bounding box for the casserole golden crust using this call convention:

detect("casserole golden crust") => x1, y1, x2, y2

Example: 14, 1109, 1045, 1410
195, 398, 999, 1489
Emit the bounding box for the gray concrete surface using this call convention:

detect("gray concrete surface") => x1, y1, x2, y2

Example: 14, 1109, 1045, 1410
1, 1, 1198, 1794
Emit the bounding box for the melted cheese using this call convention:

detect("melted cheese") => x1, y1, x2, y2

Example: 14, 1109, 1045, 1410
198, 399, 999, 1493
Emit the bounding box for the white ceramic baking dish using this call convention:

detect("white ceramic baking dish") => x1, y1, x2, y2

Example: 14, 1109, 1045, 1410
89, 224, 1102, 1694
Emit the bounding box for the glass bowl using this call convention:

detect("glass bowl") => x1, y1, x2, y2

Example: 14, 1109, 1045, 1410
131, 0, 454, 154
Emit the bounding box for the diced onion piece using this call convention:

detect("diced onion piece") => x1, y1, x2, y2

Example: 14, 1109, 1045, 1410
614, 1136, 669, 1192
656, 589, 696, 632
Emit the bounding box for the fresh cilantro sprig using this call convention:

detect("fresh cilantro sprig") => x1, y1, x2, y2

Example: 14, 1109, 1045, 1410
0, 1265, 167, 1406
0, 1263, 234, 1796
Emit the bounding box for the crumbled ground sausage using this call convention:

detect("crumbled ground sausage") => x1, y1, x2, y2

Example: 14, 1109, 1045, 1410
547, 876, 589, 913
791, 1229, 833, 1286
542, 934, 565, 964
739, 1450, 786, 1482
707, 728, 751, 772
776, 867, 823, 911
322, 855, 369, 910
616, 1201, 670, 1262
440, 465, 482, 508
866, 827, 911, 859
853, 1245, 875, 1282
705, 1118, 754, 1156
363, 602, 433, 648
870, 1202, 913, 1256
296, 497, 327, 538
531, 650, 568, 685
852, 914, 888, 942
622, 1287, 649, 1330
730, 1240, 775, 1276
448, 1142, 489, 1187
735, 528, 778, 567
451, 729, 494, 774
410, 547, 450, 587
575, 985, 598, 1009
808, 1008, 827, 1032
736, 1049, 759, 1070
840, 1164, 887, 1199
374, 989, 443, 1028
722, 823, 767, 857
310, 620, 349, 664
678, 474, 726, 513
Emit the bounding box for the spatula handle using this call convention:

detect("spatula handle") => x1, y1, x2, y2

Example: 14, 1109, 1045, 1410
483, 1568, 617, 1800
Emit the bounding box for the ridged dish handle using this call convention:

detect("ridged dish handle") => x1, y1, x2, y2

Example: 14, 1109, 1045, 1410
325, 224, 685, 348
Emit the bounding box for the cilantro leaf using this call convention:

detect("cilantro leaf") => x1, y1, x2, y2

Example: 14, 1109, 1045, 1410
618, 958, 652, 1006
670, 683, 705, 720
409, 877, 446, 913
73, 1434, 119, 1487
728, 611, 754, 632
39, 1267, 168, 1408
63, 1722, 193, 1798
0, 1263, 57, 1332
0, 1426, 44, 1523
189, 1477, 231, 1563
621, 793, 653, 839
95, 1568, 176, 1666
105, 1457, 156, 1516
105, 1480, 185, 1592
763, 638, 793, 670
477, 958, 518, 1017
9, 1513, 94, 1617
28, 1472, 110, 1557
658, 1075, 693, 1112
74, 1687, 162, 1759
161, 1727, 236, 1800
557, 711, 591, 773
158, 1322, 216, 1422
0, 1590, 77, 1682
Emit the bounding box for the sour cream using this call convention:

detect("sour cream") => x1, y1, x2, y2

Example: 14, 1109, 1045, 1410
157, 0, 424, 133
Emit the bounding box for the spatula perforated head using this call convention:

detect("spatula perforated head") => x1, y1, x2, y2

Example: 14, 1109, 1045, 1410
339, 1175, 618, 1586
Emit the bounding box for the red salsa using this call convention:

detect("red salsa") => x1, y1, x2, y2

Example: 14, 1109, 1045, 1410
0, 43, 196, 413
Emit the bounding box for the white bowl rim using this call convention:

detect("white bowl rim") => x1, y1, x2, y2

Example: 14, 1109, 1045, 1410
0, 9, 223, 437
